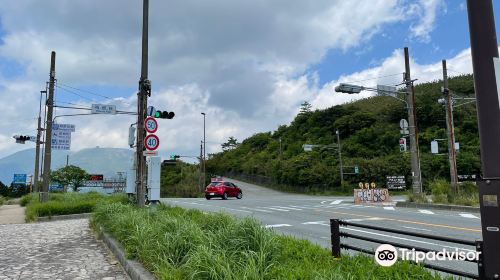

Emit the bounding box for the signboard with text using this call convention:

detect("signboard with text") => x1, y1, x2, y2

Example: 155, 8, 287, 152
13, 174, 27, 184
91, 104, 116, 114
52, 123, 75, 150
386, 176, 406, 190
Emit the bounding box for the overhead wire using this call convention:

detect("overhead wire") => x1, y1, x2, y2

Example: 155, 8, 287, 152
57, 81, 132, 106
341, 72, 404, 86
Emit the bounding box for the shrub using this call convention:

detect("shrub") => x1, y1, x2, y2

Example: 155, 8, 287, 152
0, 195, 5, 206
407, 193, 429, 203
20, 194, 35, 206
92, 203, 445, 280
25, 192, 128, 222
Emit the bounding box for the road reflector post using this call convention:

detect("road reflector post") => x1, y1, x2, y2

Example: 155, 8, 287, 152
330, 219, 341, 258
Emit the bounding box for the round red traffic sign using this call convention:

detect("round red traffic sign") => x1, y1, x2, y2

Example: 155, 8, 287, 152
144, 117, 158, 133
144, 134, 160, 151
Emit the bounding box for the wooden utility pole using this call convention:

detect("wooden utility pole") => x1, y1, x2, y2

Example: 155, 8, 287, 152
404, 47, 423, 194
136, 0, 150, 207
41, 51, 56, 203
442, 60, 459, 192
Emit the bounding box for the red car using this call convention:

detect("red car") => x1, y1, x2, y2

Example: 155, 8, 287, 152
205, 180, 243, 200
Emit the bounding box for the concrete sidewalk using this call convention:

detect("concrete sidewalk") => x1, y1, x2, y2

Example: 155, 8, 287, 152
0, 204, 25, 224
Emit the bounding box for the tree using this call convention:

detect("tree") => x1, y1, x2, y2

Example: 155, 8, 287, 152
221, 136, 240, 151
299, 101, 312, 115
51, 165, 89, 192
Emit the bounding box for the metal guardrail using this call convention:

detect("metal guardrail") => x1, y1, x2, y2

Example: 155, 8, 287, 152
330, 219, 485, 279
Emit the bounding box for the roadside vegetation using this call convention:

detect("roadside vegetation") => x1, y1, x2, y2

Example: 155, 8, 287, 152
205, 75, 479, 197
92, 202, 447, 280
22, 192, 128, 222
408, 180, 479, 206
161, 162, 205, 198
0, 195, 5, 206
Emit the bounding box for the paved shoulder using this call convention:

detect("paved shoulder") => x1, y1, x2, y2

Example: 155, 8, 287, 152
0, 204, 26, 224
0, 218, 129, 280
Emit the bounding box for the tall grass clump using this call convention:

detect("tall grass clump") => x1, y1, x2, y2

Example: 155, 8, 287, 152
92, 202, 446, 280
428, 180, 479, 206
0, 195, 5, 206
24, 192, 128, 222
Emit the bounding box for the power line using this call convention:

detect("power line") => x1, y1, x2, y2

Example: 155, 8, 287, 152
57, 81, 132, 106
57, 82, 113, 100
55, 83, 95, 102
341, 72, 404, 86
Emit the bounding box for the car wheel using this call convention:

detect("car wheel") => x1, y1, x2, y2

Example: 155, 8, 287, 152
222, 192, 228, 200
205, 196, 211, 200
236, 192, 242, 199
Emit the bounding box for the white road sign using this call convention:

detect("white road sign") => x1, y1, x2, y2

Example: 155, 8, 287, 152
399, 119, 408, 129
91, 104, 116, 114
144, 134, 160, 151
144, 117, 158, 133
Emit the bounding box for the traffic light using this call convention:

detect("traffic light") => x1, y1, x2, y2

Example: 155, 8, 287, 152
154, 110, 175, 119
170, 155, 180, 160
162, 160, 177, 166
13, 135, 34, 144
399, 138, 407, 152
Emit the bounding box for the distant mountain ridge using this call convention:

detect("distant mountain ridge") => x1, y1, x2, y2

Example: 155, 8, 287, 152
0, 147, 133, 184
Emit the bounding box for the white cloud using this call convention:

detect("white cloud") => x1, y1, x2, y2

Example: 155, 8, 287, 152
0, 0, 472, 161
407, 0, 446, 42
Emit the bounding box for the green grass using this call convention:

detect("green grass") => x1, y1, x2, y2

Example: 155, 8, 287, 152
428, 180, 479, 207
24, 192, 128, 222
0, 195, 5, 206
92, 202, 448, 280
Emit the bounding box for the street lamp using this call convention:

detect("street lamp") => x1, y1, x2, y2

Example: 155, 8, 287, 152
335, 82, 423, 194
201, 112, 206, 188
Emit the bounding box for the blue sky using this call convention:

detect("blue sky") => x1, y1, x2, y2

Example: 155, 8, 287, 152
0, 0, 497, 161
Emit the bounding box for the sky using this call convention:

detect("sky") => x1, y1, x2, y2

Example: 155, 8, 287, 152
0, 0, 497, 162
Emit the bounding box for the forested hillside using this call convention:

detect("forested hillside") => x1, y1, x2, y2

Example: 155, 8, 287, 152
206, 75, 480, 192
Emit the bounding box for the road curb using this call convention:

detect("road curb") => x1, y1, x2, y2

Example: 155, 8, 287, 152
98, 228, 156, 280
396, 201, 480, 213
37, 213, 92, 222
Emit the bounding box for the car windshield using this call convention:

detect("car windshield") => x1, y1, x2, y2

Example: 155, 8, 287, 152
209, 182, 221, 187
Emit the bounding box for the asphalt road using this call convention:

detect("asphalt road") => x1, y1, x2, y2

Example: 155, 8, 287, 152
160, 177, 482, 278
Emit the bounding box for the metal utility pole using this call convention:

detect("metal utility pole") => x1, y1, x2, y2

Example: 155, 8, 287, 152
199, 141, 203, 191
404, 47, 423, 194
336, 130, 344, 186
136, 0, 150, 207
33, 90, 46, 192
467, 0, 500, 278
442, 60, 459, 192
41, 51, 56, 203
201, 112, 206, 186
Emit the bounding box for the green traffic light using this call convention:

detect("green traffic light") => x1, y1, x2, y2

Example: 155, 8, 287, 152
154, 111, 161, 118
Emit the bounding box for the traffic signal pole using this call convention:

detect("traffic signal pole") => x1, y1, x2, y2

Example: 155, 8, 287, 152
466, 1, 500, 278
41, 51, 56, 203
33, 90, 45, 192
136, 0, 150, 207
404, 47, 423, 194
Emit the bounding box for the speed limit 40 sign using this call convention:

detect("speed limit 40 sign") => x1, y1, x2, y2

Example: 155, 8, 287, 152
144, 134, 160, 151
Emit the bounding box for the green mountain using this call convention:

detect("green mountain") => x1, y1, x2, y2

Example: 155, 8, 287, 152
207, 75, 480, 192
0, 147, 133, 185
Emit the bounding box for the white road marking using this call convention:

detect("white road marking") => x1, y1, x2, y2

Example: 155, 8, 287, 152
418, 210, 435, 215
401, 226, 433, 232
344, 227, 476, 252
460, 213, 479, 219
272, 206, 303, 211
330, 200, 343, 205
265, 224, 292, 228
302, 221, 329, 225
320, 201, 328, 204
384, 207, 395, 211
240, 207, 272, 213
345, 217, 384, 222
263, 207, 290, 212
